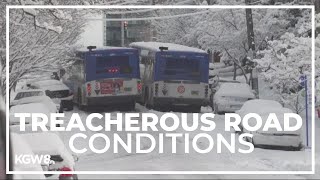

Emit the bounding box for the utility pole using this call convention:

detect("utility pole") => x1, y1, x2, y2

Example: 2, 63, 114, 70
245, 0, 255, 58
121, 14, 125, 47
245, 0, 259, 98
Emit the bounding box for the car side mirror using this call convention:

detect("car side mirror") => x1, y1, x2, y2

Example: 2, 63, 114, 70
45, 90, 51, 96
72, 154, 79, 162
50, 155, 64, 162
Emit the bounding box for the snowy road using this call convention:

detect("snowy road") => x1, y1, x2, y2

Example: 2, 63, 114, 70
58, 104, 313, 179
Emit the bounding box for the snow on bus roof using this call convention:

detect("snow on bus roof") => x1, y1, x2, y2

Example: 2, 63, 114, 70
77, 46, 135, 52
129, 42, 206, 53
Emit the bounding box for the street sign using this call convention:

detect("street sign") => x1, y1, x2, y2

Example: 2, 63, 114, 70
300, 74, 310, 148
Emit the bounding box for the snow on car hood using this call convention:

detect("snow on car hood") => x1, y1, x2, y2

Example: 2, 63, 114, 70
33, 80, 69, 91
21, 132, 75, 168
237, 99, 283, 114
11, 133, 46, 179
9, 103, 52, 124
214, 83, 255, 98
12, 96, 58, 112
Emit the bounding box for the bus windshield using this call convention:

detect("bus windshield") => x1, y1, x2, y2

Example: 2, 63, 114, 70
162, 58, 200, 77
155, 52, 208, 83
96, 56, 133, 75
85, 50, 140, 82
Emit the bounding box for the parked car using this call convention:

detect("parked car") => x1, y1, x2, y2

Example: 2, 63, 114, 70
9, 102, 54, 127
21, 132, 78, 179
11, 133, 47, 179
10, 95, 60, 113
28, 79, 73, 111
12, 89, 52, 105
212, 82, 255, 114
236, 99, 303, 150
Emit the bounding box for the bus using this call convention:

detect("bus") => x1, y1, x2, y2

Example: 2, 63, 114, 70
66, 46, 141, 110
129, 42, 209, 112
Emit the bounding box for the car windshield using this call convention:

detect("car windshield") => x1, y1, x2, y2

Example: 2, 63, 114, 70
14, 91, 44, 100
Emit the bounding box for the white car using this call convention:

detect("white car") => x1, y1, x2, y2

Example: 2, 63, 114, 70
236, 99, 303, 150
11, 133, 46, 179
10, 95, 60, 113
9, 102, 53, 127
20, 132, 78, 180
11, 89, 61, 112
212, 83, 255, 114
28, 79, 74, 111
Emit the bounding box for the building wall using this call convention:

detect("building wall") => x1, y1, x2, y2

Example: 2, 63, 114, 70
103, 13, 153, 47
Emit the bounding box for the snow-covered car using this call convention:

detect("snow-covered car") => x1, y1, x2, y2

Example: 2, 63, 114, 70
20, 132, 78, 180
236, 99, 303, 150
11, 89, 61, 112
28, 79, 73, 111
11, 95, 60, 113
11, 133, 47, 179
9, 102, 53, 127
212, 83, 255, 114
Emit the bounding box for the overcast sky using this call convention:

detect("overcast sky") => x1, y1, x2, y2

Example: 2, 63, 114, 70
78, 15, 103, 47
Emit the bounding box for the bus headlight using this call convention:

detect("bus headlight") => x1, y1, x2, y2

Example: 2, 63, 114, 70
137, 81, 142, 93
87, 83, 92, 96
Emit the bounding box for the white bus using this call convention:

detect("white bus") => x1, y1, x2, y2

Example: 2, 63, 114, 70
130, 42, 209, 112
65, 46, 142, 110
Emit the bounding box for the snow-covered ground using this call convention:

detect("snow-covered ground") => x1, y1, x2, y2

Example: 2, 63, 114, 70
55, 104, 316, 179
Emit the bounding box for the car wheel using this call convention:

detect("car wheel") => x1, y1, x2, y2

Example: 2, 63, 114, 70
292, 142, 303, 151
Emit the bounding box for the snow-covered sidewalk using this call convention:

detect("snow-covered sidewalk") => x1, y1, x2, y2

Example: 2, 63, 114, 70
56, 105, 315, 179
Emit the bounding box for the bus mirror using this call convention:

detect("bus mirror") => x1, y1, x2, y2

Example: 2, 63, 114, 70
87, 46, 97, 52
159, 46, 168, 51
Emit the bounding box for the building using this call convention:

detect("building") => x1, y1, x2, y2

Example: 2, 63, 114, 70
103, 13, 154, 47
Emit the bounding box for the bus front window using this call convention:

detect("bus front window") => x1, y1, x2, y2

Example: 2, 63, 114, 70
159, 57, 201, 81
96, 56, 133, 75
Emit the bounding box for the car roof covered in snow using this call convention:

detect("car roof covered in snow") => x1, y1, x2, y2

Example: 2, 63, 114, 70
12, 96, 52, 105
214, 83, 255, 98
16, 89, 46, 93
129, 42, 206, 53
11, 133, 46, 178
32, 80, 69, 91
21, 132, 75, 167
77, 46, 136, 52
237, 99, 284, 114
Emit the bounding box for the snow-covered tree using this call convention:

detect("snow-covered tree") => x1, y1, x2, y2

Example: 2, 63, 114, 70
254, 32, 311, 113
0, 0, 152, 96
